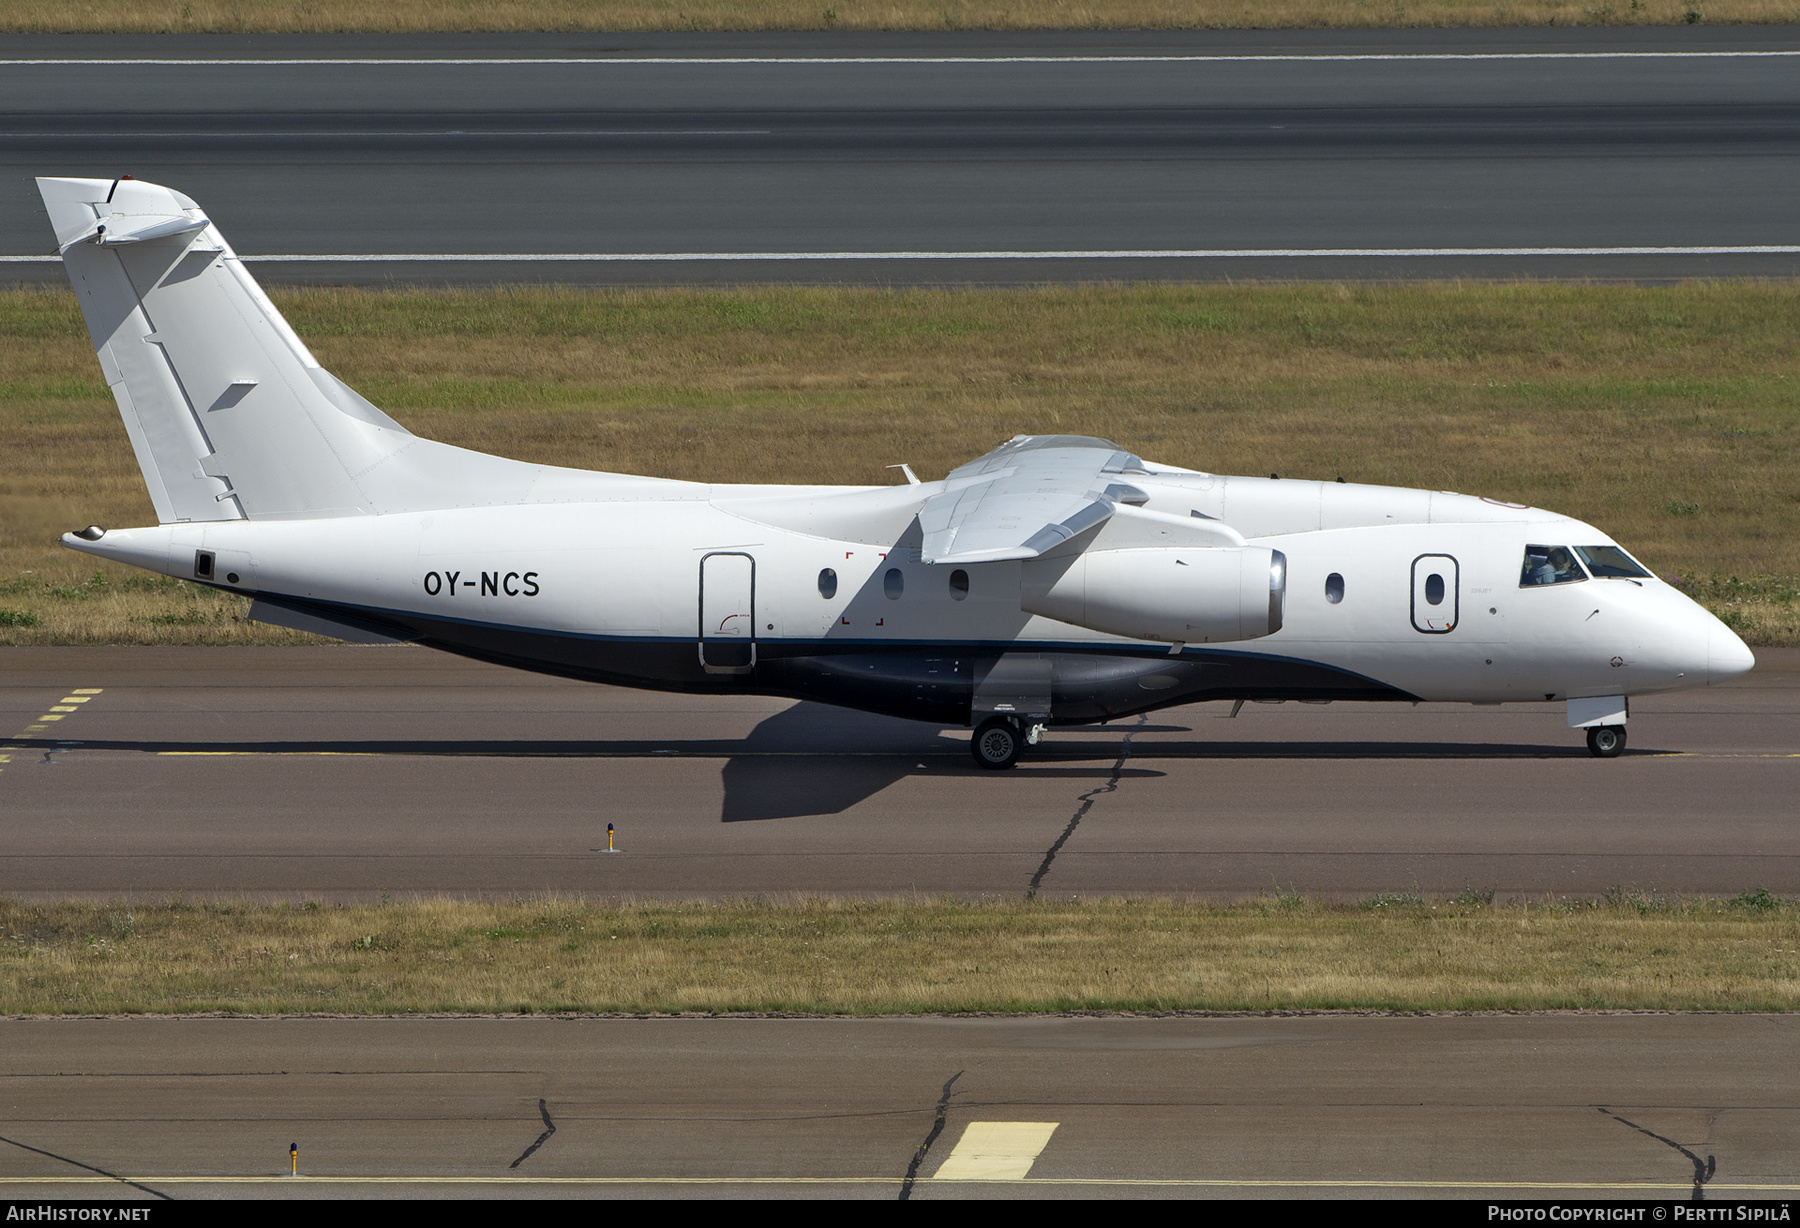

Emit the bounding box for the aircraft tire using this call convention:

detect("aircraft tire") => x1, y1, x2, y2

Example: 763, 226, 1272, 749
1586, 726, 1627, 758
971, 716, 1022, 770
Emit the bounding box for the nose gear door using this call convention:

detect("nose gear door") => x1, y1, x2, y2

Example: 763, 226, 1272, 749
699, 551, 756, 674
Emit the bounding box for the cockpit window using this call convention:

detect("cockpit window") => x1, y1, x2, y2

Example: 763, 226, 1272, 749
1520, 545, 1587, 587
1573, 545, 1651, 580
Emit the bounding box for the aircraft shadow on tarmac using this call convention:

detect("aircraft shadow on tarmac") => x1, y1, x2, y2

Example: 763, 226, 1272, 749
703, 705, 1613, 822
28, 702, 1613, 823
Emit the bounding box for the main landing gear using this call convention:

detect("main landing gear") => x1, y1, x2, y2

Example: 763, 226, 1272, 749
1586, 725, 1627, 758
970, 715, 1046, 770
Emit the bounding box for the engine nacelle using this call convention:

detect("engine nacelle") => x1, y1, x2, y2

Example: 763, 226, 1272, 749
1020, 546, 1287, 644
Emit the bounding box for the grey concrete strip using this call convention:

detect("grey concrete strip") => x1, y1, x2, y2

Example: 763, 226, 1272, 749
0, 1014, 1792, 1199
4, 29, 1798, 283
0, 646, 1794, 900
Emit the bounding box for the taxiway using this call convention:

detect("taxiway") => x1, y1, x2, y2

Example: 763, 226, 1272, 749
2, 645, 1793, 901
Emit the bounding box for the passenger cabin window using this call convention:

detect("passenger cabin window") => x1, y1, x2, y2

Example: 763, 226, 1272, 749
949, 569, 970, 600
1324, 572, 1344, 604
817, 568, 837, 599
1424, 573, 1445, 604
1573, 545, 1651, 579
1520, 545, 1587, 587
884, 568, 904, 599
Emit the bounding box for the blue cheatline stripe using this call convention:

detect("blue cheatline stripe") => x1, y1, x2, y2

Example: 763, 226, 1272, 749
245, 587, 1406, 692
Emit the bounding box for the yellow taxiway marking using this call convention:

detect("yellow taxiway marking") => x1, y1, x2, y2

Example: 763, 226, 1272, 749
932, 1122, 1060, 1181
5, 688, 101, 758
1653, 752, 1800, 758
0, 1176, 1795, 1190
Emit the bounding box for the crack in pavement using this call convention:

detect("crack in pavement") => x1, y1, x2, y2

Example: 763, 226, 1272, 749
1026, 714, 1146, 900
898, 1069, 963, 1202
508, 1097, 556, 1169
1599, 1107, 1716, 1201
0, 1132, 171, 1199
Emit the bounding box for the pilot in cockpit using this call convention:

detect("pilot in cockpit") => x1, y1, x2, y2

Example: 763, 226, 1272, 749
1521, 546, 1584, 587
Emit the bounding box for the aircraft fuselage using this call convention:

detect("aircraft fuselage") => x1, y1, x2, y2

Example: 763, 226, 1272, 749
37, 173, 1753, 761
70, 470, 1749, 730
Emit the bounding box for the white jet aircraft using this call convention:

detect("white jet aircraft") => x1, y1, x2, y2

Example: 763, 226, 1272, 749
36, 176, 1755, 768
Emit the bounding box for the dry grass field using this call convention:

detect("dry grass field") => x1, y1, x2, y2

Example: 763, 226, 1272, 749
2, 281, 1796, 645
2, 893, 1793, 1015
3, 1, 1794, 34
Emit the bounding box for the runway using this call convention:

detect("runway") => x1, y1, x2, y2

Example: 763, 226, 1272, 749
4, 27, 1800, 283
0, 1013, 1793, 1200
2, 645, 1794, 901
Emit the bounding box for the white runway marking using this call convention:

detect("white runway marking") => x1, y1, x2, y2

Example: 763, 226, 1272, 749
7, 246, 1796, 264
931, 1121, 1060, 1181
3, 52, 1800, 65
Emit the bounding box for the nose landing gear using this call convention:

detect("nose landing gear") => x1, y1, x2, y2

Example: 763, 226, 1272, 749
969, 716, 1046, 770
1586, 725, 1627, 758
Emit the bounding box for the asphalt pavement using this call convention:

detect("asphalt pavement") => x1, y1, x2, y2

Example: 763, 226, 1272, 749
2, 645, 1794, 901
0, 1013, 1792, 1199
1, 645, 1795, 1202
4, 27, 1799, 283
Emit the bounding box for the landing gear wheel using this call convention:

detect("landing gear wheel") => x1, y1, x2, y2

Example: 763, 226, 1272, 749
1587, 725, 1627, 758
971, 716, 1023, 770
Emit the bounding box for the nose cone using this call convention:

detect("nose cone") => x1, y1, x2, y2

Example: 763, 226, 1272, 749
1708, 619, 1756, 685
1615, 581, 1751, 693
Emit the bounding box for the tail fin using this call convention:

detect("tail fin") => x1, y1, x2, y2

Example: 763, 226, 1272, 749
39, 176, 539, 523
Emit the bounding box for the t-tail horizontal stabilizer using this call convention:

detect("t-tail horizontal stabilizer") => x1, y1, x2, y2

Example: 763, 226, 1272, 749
37, 176, 551, 527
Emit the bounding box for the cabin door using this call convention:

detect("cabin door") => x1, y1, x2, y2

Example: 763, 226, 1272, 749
699, 552, 756, 674
1410, 554, 1459, 634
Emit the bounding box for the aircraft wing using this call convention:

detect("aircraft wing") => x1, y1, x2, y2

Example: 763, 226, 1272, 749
919, 434, 1234, 564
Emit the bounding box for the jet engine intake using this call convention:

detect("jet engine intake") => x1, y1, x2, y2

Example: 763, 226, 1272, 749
1020, 546, 1287, 644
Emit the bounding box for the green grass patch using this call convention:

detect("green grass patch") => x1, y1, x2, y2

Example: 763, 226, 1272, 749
5, 280, 1800, 644
3, 894, 1797, 1015
5, 0, 1797, 34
